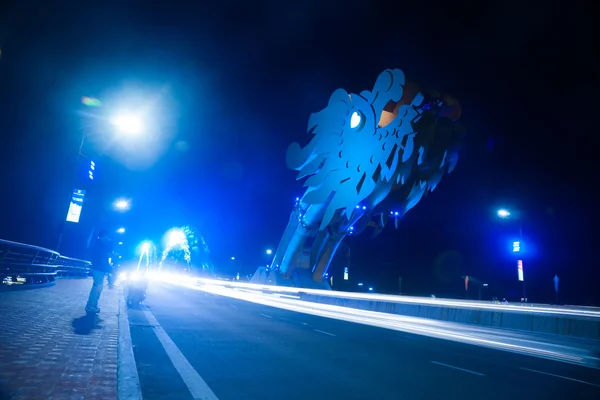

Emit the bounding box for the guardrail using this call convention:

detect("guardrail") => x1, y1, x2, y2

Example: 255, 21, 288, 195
0, 239, 91, 288
192, 278, 600, 340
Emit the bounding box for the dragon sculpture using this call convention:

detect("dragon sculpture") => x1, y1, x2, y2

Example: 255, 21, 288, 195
252, 68, 464, 289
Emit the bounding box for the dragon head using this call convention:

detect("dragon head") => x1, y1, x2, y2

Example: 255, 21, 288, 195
287, 69, 463, 232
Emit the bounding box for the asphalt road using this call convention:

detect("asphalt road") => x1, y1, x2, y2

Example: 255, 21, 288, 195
127, 283, 600, 400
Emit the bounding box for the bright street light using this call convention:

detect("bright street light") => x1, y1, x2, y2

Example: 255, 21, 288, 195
110, 114, 143, 135
118, 242, 123, 245
114, 198, 131, 212
497, 209, 511, 218
231, 256, 235, 260
117, 227, 125, 234
266, 249, 272, 255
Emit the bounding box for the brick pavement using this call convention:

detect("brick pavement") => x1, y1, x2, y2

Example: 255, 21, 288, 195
0, 279, 120, 400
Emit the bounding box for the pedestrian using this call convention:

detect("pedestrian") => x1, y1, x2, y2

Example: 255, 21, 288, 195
85, 229, 113, 313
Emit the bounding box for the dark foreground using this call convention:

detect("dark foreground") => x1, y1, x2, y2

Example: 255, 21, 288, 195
130, 283, 600, 400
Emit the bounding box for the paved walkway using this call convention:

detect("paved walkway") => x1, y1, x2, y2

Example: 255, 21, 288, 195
0, 279, 120, 400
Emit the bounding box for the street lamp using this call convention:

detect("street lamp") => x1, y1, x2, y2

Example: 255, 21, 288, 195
117, 227, 126, 234
497, 209, 511, 218
114, 198, 131, 212
266, 249, 273, 255
231, 256, 235, 260
496, 208, 526, 301
110, 114, 143, 135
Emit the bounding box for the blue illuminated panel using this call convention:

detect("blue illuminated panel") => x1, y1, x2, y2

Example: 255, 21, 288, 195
66, 189, 86, 223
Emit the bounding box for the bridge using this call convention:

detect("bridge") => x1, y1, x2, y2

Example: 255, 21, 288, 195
1, 240, 599, 399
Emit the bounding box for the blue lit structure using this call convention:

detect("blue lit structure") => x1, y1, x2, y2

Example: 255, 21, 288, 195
253, 69, 465, 289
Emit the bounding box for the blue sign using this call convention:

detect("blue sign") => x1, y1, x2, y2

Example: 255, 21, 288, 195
66, 189, 86, 223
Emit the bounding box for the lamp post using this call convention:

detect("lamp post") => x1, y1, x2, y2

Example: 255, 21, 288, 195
497, 208, 526, 302
57, 101, 145, 252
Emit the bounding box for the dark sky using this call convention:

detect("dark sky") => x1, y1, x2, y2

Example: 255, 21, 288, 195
1, 1, 598, 304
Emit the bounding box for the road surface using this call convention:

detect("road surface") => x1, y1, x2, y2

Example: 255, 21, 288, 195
127, 282, 600, 400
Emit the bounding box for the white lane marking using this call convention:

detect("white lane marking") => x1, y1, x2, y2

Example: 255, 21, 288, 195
314, 329, 336, 337
229, 304, 237, 308
431, 361, 486, 376
260, 313, 272, 318
118, 288, 143, 400
143, 310, 219, 400
520, 368, 600, 388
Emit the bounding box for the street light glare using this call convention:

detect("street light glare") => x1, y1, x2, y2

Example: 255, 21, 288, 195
266, 249, 273, 255
497, 209, 511, 218
111, 114, 143, 135
114, 199, 131, 211
117, 227, 126, 234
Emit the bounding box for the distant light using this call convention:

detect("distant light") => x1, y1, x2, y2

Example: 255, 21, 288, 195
497, 209, 511, 218
110, 114, 143, 135
368, 287, 373, 291
483, 283, 488, 287
117, 227, 125, 234
141, 242, 150, 253
362, 206, 366, 210
350, 111, 361, 129
266, 249, 273, 255
118, 242, 123, 245
358, 283, 363, 286
394, 211, 399, 216
231, 256, 235, 260
296, 197, 300, 201
349, 226, 354, 230
355, 205, 360, 209
343, 267, 348, 280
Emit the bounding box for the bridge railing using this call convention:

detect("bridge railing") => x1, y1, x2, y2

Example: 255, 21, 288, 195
0, 239, 90, 287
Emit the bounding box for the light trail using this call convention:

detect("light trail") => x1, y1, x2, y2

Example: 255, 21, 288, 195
157, 279, 600, 369
193, 277, 600, 319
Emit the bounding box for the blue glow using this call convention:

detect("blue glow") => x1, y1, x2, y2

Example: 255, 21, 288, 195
355, 205, 360, 209
362, 206, 366, 210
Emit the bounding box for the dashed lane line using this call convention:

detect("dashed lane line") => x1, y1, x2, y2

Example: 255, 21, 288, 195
431, 361, 486, 376
520, 368, 600, 388
314, 329, 336, 337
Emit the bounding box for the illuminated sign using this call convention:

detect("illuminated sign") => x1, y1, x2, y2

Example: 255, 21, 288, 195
343, 267, 348, 280
88, 161, 95, 180
66, 189, 86, 223
517, 260, 524, 282
513, 241, 520, 252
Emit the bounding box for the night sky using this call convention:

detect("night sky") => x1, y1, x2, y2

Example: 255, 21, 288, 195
1, 1, 597, 304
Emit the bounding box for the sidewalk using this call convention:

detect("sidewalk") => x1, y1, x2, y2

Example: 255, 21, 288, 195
0, 279, 119, 400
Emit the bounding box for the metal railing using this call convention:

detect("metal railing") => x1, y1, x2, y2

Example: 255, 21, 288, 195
0, 239, 91, 287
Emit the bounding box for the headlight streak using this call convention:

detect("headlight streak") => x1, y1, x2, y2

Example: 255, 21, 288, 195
166, 280, 598, 369
193, 278, 600, 319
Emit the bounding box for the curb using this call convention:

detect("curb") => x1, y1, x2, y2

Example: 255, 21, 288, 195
117, 285, 144, 400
